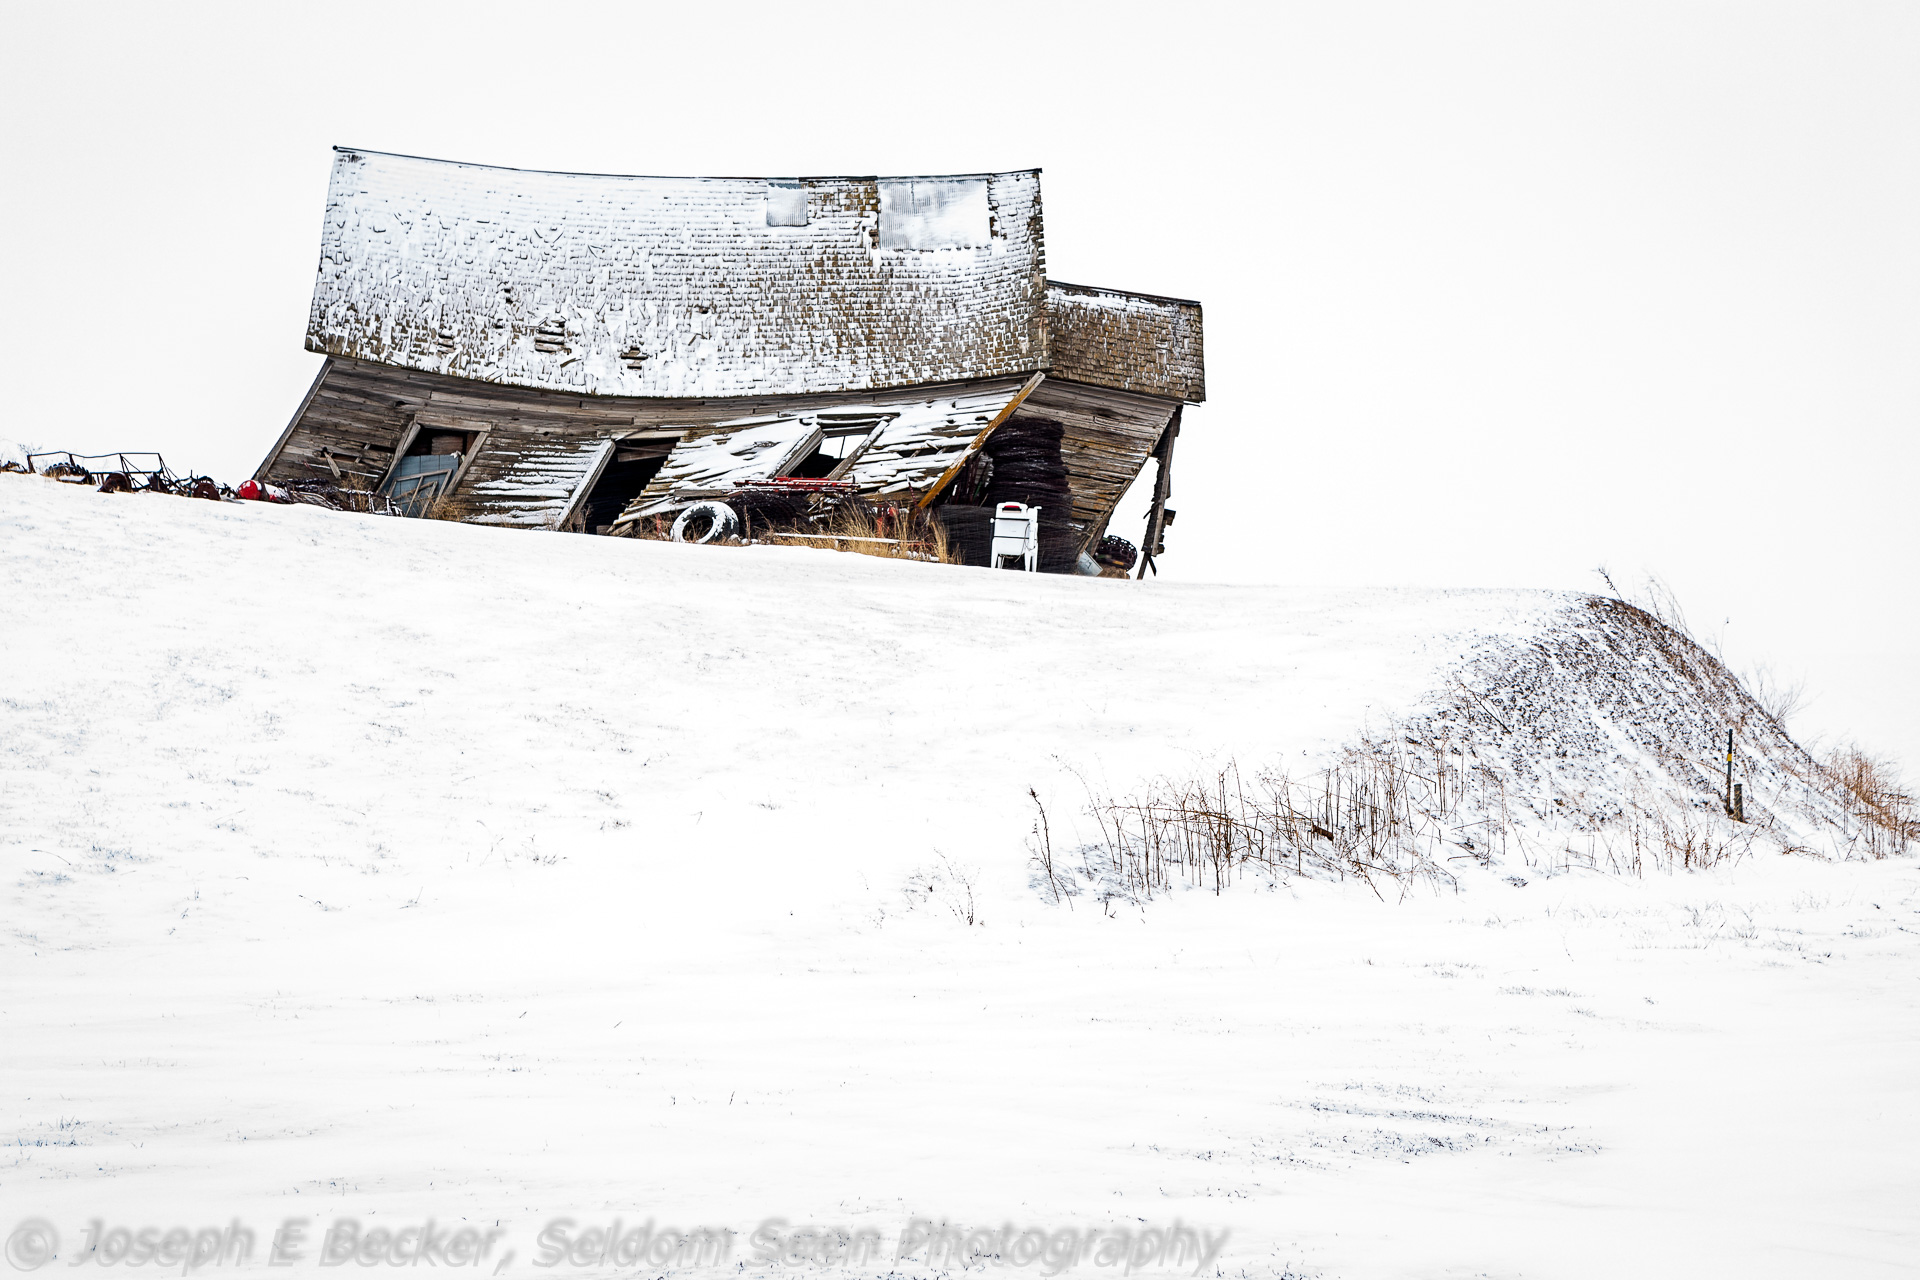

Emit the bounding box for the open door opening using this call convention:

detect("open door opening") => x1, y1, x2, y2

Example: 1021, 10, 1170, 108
581, 437, 678, 533
383, 427, 479, 517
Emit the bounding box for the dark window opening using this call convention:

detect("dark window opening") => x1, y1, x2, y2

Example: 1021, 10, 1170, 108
788, 418, 887, 479
407, 428, 476, 458
582, 439, 677, 533
788, 450, 840, 479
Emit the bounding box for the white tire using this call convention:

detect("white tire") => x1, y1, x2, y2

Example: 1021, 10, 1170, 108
670, 501, 740, 545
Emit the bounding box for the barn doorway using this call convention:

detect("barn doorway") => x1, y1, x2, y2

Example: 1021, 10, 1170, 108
382, 424, 480, 517
579, 435, 679, 533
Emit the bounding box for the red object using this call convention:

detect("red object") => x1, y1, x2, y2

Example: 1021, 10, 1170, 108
236, 480, 292, 504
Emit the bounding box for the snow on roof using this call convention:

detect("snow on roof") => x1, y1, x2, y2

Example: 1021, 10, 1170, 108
307, 149, 1049, 400
636, 416, 828, 499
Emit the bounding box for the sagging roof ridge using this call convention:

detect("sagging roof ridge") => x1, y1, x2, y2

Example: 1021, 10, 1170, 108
1046, 280, 1204, 310
331, 145, 1041, 186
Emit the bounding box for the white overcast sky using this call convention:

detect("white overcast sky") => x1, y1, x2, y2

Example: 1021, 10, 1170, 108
4, 2, 1915, 767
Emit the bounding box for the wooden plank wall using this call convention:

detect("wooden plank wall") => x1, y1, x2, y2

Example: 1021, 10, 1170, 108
1044, 283, 1206, 404
258, 361, 1173, 541
455, 432, 615, 528
260, 358, 1030, 528
263, 363, 429, 484
1018, 379, 1181, 540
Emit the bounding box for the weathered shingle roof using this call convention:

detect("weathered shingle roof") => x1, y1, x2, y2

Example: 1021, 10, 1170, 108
1044, 283, 1205, 403
307, 148, 1050, 399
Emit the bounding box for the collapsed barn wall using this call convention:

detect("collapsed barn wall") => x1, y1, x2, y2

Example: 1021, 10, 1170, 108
257, 359, 1036, 530
257, 359, 1183, 556
615, 378, 1035, 527
1021, 379, 1181, 537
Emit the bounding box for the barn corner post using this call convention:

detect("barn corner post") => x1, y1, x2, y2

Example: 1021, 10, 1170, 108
1136, 405, 1181, 579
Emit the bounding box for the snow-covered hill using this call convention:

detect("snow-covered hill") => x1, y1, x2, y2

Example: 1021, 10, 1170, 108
3, 475, 1916, 1278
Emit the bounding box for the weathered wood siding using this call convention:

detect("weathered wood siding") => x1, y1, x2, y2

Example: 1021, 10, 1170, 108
456, 433, 612, 528
260, 359, 1038, 528
256, 359, 652, 506
1020, 379, 1183, 537
1045, 283, 1205, 404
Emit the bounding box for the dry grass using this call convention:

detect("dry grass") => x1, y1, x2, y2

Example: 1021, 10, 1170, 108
424, 492, 479, 522
773, 502, 959, 564
1586, 573, 1910, 858
1048, 710, 1914, 907
1061, 751, 1471, 904
1045, 584, 1919, 905
1047, 744, 1779, 908
1743, 663, 1809, 730
1526, 800, 1767, 878
1595, 567, 1808, 732
608, 501, 956, 561
612, 514, 674, 541
1819, 746, 1918, 859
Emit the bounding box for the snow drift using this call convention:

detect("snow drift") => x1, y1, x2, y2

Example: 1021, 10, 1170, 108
1056, 591, 1895, 907
3, 474, 1916, 1279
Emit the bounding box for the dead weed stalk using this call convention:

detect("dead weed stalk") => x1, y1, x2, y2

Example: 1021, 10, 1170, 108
1818, 746, 1918, 859
1058, 743, 1816, 906
1070, 748, 1474, 903
781, 502, 958, 564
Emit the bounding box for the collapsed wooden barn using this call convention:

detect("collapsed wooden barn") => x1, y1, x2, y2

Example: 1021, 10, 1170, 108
255, 148, 1205, 573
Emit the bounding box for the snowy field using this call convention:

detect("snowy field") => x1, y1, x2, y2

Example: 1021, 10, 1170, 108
3, 473, 1916, 1278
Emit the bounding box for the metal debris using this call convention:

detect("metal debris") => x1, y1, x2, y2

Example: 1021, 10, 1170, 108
25, 452, 229, 502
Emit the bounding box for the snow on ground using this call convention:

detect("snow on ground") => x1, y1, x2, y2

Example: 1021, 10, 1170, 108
2, 474, 1916, 1278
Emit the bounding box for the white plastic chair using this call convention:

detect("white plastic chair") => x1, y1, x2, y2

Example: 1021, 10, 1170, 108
989, 502, 1040, 571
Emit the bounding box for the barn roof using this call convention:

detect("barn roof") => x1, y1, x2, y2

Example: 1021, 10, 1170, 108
307, 148, 1050, 400
1045, 282, 1206, 404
